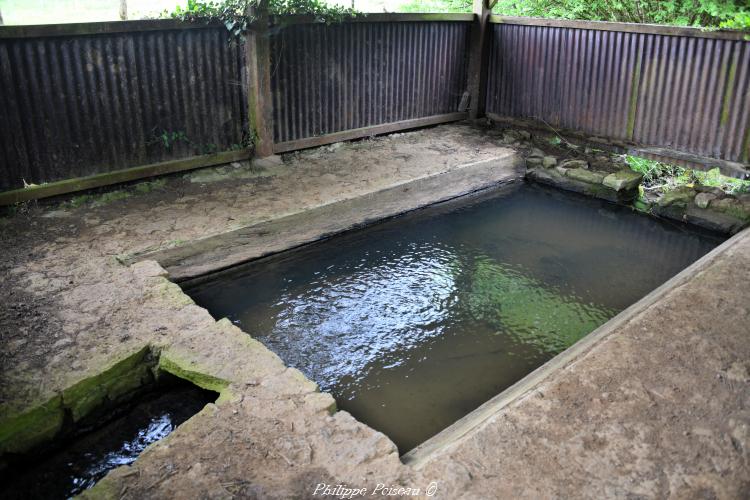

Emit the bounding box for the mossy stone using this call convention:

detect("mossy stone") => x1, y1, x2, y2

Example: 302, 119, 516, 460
566, 168, 606, 185
602, 169, 643, 192
0, 396, 64, 455
62, 346, 151, 422
657, 188, 696, 208
158, 350, 230, 395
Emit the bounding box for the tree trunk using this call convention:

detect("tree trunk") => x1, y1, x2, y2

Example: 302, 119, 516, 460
119, 0, 127, 21
0, 8, 4, 26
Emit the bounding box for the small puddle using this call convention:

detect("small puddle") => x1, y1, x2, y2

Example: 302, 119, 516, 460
0, 379, 216, 499
185, 183, 724, 453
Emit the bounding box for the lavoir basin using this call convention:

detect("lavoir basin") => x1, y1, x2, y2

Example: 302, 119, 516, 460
186, 182, 723, 453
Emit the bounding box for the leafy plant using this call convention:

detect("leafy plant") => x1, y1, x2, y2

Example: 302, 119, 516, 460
399, 0, 471, 13
627, 155, 750, 194
491, 0, 749, 30
149, 129, 190, 150
165, 0, 359, 39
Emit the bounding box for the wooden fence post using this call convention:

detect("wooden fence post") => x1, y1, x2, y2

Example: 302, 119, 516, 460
245, 0, 275, 157
467, 0, 492, 119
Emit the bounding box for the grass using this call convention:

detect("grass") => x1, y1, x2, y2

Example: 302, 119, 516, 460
61, 177, 168, 209
133, 178, 167, 194
626, 155, 750, 195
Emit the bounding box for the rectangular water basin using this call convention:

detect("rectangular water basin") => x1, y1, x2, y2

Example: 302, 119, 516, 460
185, 182, 723, 453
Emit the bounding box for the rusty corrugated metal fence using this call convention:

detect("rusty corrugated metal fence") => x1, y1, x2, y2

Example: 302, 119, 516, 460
0, 24, 246, 191
269, 20, 472, 147
486, 20, 750, 164
2, 15, 749, 196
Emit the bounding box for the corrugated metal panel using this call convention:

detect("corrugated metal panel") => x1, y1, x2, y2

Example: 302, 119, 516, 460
0, 27, 246, 191
270, 21, 471, 144
487, 23, 750, 165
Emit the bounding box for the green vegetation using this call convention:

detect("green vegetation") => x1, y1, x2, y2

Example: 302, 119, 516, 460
494, 0, 749, 29
133, 178, 168, 194
149, 129, 190, 150
397, 0, 749, 30
165, 0, 358, 38
399, 0, 471, 14
626, 155, 750, 195
62, 178, 168, 209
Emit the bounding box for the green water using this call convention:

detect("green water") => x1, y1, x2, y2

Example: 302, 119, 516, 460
186, 183, 722, 453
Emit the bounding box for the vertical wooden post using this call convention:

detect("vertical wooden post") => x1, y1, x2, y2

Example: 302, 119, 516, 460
467, 0, 492, 119
245, 0, 275, 157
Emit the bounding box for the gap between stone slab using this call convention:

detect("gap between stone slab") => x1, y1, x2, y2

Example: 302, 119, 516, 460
0, 342, 232, 464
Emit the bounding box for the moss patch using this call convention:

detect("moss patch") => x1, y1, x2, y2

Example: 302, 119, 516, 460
62, 346, 153, 423
566, 168, 606, 185
158, 350, 230, 395
0, 396, 65, 455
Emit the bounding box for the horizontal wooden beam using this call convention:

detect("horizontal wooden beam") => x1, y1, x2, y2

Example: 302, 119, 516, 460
271, 13, 474, 26
489, 16, 749, 41
0, 150, 250, 205
273, 113, 469, 153
0, 19, 224, 39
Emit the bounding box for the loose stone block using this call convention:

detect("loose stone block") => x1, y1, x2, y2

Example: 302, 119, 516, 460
559, 159, 589, 170
694, 192, 717, 209
566, 168, 606, 185
657, 188, 696, 208
526, 157, 543, 167
602, 169, 643, 192
542, 156, 557, 168
528, 148, 545, 159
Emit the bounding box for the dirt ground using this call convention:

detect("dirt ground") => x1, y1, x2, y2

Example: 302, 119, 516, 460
1, 122, 748, 499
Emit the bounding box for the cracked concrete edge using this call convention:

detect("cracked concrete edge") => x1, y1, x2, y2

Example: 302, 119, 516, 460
402, 226, 750, 468
125, 152, 524, 281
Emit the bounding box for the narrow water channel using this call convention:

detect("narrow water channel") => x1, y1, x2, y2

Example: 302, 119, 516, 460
0, 381, 216, 499
186, 183, 723, 452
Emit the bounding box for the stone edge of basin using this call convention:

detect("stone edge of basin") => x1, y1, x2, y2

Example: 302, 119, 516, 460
401, 226, 750, 468
123, 151, 525, 282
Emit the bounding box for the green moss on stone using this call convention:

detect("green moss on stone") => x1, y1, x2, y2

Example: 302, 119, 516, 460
710, 197, 750, 222
62, 346, 152, 422
0, 396, 64, 455
158, 350, 230, 395
658, 187, 696, 208
633, 198, 653, 213
151, 279, 195, 308
603, 169, 643, 192
566, 168, 607, 185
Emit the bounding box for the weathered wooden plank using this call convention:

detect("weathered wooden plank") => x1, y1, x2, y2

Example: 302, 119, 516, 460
273, 112, 469, 153
467, 0, 491, 119
0, 150, 250, 205
247, 3, 274, 157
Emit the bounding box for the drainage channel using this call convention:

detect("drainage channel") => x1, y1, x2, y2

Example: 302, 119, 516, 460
0, 374, 217, 499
